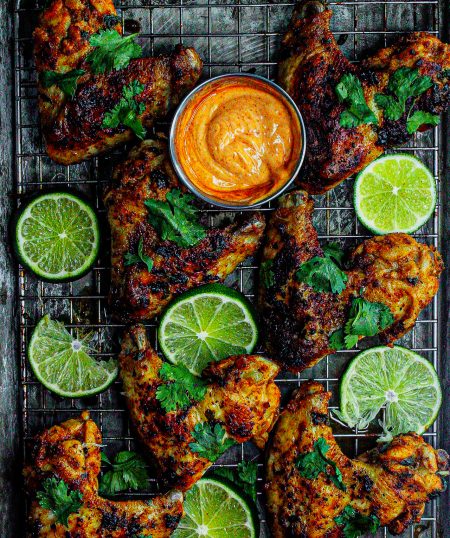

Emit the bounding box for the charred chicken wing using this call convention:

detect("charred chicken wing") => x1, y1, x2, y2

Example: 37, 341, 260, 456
259, 190, 443, 372
279, 0, 450, 193
119, 324, 280, 490
104, 137, 266, 321
265, 381, 448, 537
24, 412, 183, 537
34, 0, 202, 164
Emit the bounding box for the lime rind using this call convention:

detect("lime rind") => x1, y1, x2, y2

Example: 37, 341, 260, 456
338, 345, 442, 437
172, 477, 258, 538
28, 315, 118, 398
15, 192, 100, 282
354, 154, 436, 235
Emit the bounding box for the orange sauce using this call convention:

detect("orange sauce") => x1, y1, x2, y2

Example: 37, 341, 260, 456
174, 76, 302, 205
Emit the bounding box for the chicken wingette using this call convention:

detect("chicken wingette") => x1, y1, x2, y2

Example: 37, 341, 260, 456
34, 0, 202, 164
119, 324, 280, 490
265, 381, 448, 537
24, 412, 183, 537
279, 0, 450, 193
104, 137, 266, 321
259, 190, 443, 372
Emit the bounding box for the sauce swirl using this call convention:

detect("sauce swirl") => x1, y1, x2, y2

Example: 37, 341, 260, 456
174, 76, 303, 205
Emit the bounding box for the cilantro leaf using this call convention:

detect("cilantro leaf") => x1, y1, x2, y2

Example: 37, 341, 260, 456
336, 74, 377, 128
406, 111, 440, 134
145, 189, 206, 248
334, 505, 380, 538
213, 461, 258, 501
99, 451, 149, 496
86, 29, 142, 74
124, 237, 153, 272
189, 422, 236, 462
296, 438, 346, 491
156, 363, 208, 412
36, 477, 83, 527
296, 242, 348, 294
329, 328, 346, 351
40, 69, 86, 98
260, 259, 275, 288
102, 80, 146, 139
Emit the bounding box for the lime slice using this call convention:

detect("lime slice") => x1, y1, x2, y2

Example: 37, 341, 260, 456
354, 154, 436, 234
28, 315, 118, 398
15, 191, 100, 281
158, 284, 258, 376
338, 346, 442, 438
172, 477, 258, 538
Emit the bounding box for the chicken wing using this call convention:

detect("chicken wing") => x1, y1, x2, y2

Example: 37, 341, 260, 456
258, 190, 443, 372
278, 0, 450, 193
119, 324, 280, 490
34, 0, 202, 165
24, 412, 183, 537
265, 381, 448, 537
104, 137, 266, 321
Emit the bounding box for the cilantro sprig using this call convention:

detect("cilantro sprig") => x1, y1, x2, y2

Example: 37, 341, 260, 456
86, 29, 142, 74
296, 243, 348, 294
102, 80, 146, 139
156, 363, 208, 412
99, 451, 149, 496
375, 67, 440, 133
260, 259, 275, 289
124, 237, 153, 272
296, 438, 346, 491
329, 297, 394, 350
40, 69, 86, 98
189, 422, 236, 462
145, 189, 206, 248
214, 461, 258, 501
336, 73, 377, 128
36, 477, 83, 527
334, 505, 380, 538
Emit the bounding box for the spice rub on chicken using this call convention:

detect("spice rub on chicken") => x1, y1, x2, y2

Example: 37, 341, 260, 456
34, 0, 203, 164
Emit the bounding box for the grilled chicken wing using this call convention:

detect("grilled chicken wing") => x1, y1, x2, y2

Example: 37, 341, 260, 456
34, 0, 202, 165
265, 382, 448, 537
119, 324, 280, 490
24, 412, 183, 537
104, 137, 266, 321
279, 0, 450, 193
259, 190, 443, 372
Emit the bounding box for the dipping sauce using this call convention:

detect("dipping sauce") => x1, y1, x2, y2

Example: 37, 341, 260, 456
173, 75, 303, 206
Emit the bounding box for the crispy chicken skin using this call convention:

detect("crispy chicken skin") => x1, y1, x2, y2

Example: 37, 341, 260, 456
278, 0, 450, 193
34, 0, 202, 164
24, 412, 183, 537
119, 324, 280, 490
259, 191, 443, 372
265, 381, 449, 537
104, 137, 266, 321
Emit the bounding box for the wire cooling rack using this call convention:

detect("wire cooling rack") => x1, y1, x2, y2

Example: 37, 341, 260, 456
14, 0, 444, 536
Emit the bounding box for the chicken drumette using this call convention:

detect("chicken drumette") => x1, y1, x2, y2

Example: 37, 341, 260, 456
24, 412, 183, 537
265, 381, 448, 537
259, 190, 443, 372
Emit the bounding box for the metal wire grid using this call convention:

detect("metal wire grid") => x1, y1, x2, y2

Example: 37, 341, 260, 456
13, 0, 443, 536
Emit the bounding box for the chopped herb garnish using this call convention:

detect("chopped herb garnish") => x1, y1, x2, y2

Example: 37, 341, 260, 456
156, 363, 208, 412
406, 110, 440, 134
330, 297, 394, 350
260, 259, 275, 288
86, 29, 142, 74
213, 461, 258, 501
124, 237, 153, 272
334, 505, 380, 537
189, 422, 236, 462
145, 189, 206, 248
336, 73, 377, 128
102, 80, 146, 139
296, 242, 348, 294
36, 477, 83, 527
296, 438, 346, 491
40, 69, 86, 98
99, 451, 149, 496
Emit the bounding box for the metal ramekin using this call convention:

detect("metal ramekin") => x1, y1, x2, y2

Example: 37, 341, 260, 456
169, 73, 307, 209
